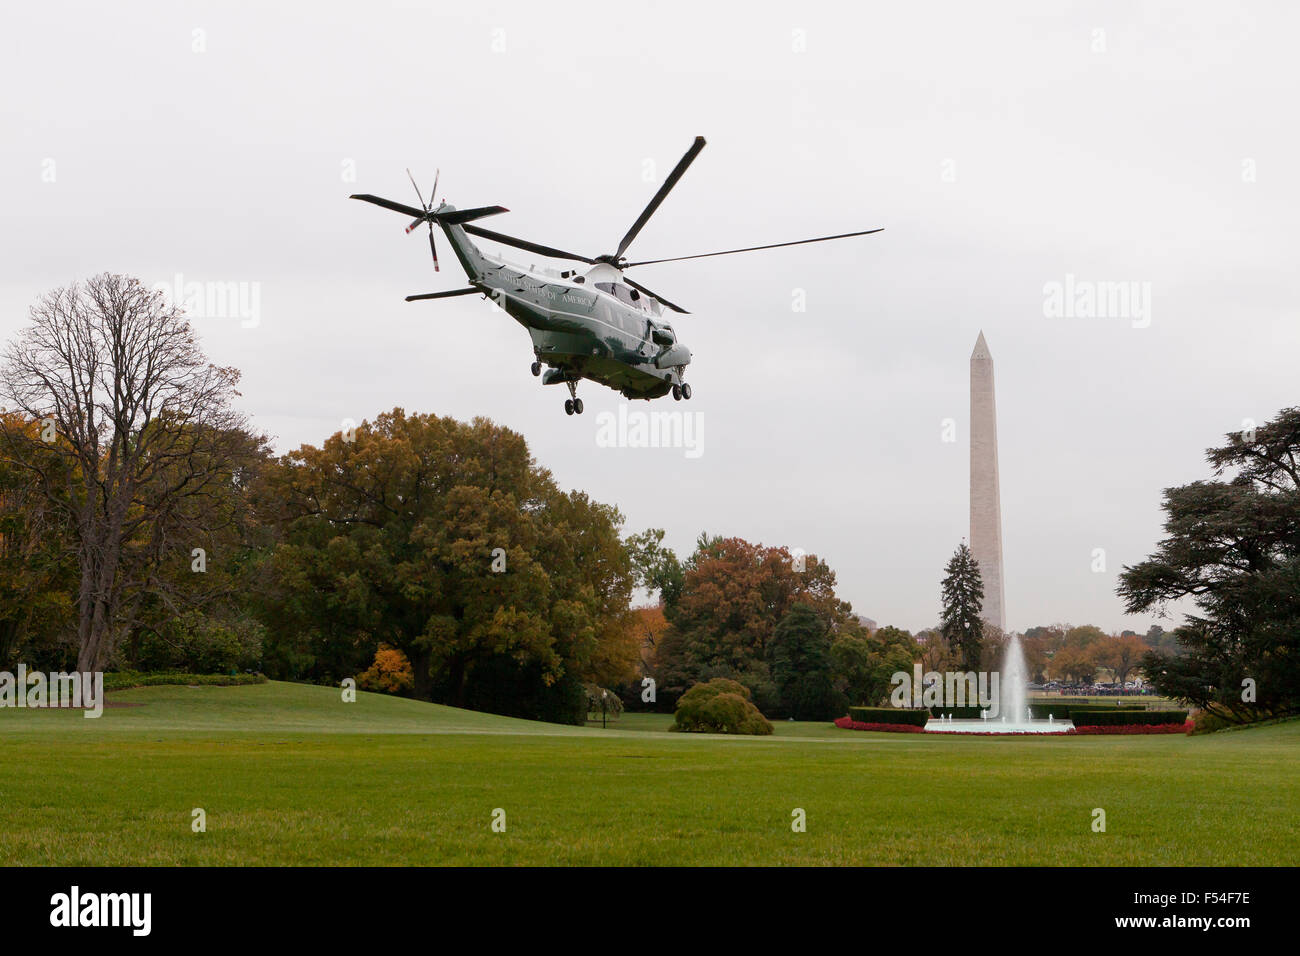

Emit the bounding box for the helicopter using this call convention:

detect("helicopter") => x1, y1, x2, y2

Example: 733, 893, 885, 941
351, 136, 881, 415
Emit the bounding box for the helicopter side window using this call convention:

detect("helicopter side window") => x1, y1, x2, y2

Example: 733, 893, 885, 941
610, 284, 646, 309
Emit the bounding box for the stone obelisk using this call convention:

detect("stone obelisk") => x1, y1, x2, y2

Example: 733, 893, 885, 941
970, 331, 1005, 633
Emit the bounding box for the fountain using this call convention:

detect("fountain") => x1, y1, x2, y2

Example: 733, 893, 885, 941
923, 634, 1074, 734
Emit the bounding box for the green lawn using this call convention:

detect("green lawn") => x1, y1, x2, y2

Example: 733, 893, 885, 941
3, 681, 1295, 866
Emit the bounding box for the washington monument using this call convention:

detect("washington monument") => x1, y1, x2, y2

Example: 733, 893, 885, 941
970, 331, 1006, 633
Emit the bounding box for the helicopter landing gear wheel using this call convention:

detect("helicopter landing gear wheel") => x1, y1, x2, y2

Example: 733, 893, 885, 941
531, 361, 541, 377
681, 383, 692, 400
564, 380, 582, 415
672, 384, 682, 401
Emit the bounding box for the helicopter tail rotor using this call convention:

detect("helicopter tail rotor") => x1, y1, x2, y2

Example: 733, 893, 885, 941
409, 168, 438, 271
351, 172, 509, 275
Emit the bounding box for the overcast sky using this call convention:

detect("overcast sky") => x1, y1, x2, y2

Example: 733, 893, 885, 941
3, 1, 1297, 634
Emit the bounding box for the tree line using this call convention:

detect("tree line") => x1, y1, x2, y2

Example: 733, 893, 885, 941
3, 275, 1296, 726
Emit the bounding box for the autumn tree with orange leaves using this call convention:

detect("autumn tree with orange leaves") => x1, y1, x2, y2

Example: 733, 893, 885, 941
656, 535, 852, 713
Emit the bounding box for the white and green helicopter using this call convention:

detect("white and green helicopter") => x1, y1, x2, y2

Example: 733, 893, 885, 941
351, 136, 881, 415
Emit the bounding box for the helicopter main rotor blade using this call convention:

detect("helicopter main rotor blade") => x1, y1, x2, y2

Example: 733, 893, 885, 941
613, 136, 706, 260
622, 276, 689, 314
462, 224, 597, 264
405, 287, 481, 301
351, 193, 428, 219
406, 168, 428, 211
624, 228, 884, 267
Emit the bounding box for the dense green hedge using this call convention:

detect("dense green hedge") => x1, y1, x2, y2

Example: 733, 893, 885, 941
928, 706, 989, 719
1028, 702, 1076, 719
1027, 702, 1146, 719
849, 706, 930, 727
1070, 708, 1187, 727
104, 672, 267, 690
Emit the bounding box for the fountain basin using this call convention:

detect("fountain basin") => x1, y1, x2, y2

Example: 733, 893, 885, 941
925, 719, 1075, 735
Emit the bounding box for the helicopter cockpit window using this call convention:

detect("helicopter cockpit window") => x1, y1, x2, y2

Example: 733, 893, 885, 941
594, 282, 617, 296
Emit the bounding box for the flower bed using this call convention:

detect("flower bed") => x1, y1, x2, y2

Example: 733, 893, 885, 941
833, 716, 925, 733
1071, 721, 1193, 735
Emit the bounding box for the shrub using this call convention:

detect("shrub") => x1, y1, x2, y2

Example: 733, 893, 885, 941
673, 678, 773, 735
1071, 708, 1188, 727
357, 645, 414, 695
849, 706, 930, 727
1190, 706, 1283, 734
103, 672, 266, 690
124, 610, 263, 674
696, 664, 780, 718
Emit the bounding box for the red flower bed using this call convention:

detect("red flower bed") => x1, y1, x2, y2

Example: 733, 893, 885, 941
1071, 721, 1193, 735
833, 716, 925, 733
833, 716, 1194, 736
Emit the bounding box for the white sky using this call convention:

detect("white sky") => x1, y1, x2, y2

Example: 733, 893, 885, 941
3, 1, 1297, 634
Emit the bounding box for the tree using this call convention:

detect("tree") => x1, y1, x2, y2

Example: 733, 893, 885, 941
940, 542, 984, 671
1063, 624, 1106, 651
0, 275, 250, 670
0, 412, 77, 668
831, 622, 919, 707
655, 535, 851, 707
1051, 645, 1097, 683
357, 645, 415, 696
767, 603, 844, 720
630, 603, 669, 676
1111, 634, 1146, 685
915, 627, 956, 674
1089, 636, 1120, 680
1019, 631, 1050, 683
262, 409, 634, 722
625, 528, 684, 605
1118, 408, 1300, 720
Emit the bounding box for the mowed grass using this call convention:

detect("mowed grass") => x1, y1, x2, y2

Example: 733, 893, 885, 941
2, 682, 1296, 866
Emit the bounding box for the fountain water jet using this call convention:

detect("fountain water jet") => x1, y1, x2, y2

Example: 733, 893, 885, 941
1001, 632, 1028, 725
924, 633, 1074, 734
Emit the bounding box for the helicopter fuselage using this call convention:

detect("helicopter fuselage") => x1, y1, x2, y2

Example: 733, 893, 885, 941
438, 211, 690, 400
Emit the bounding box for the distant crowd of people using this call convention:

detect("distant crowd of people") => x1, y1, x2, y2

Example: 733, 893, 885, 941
1035, 682, 1158, 697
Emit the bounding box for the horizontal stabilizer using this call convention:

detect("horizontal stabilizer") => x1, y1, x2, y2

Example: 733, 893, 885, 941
438, 205, 510, 225
405, 288, 481, 302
